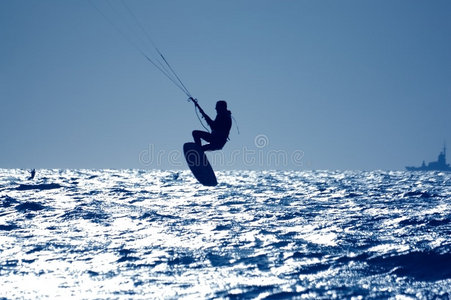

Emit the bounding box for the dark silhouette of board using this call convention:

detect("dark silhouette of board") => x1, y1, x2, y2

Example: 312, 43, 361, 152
183, 142, 217, 186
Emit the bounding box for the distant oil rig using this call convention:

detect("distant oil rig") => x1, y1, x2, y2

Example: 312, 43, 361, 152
406, 145, 451, 171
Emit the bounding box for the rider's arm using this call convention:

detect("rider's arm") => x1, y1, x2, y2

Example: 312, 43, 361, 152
195, 102, 214, 128
203, 113, 214, 128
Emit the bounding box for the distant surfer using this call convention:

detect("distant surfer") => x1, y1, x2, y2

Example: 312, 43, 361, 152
28, 169, 36, 180
191, 99, 232, 152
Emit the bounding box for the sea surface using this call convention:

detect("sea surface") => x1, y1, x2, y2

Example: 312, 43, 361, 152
0, 169, 450, 299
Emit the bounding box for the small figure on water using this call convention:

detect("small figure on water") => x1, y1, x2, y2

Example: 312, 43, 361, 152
191, 99, 232, 152
28, 169, 36, 180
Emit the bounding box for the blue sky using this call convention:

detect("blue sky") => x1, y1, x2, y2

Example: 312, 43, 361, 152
1, 0, 450, 170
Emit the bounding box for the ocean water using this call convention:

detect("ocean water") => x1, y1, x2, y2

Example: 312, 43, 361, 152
0, 169, 450, 299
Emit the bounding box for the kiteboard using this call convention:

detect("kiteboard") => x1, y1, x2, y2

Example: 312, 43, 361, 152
183, 142, 217, 186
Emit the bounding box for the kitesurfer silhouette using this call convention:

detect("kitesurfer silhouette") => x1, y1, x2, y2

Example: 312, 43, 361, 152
191, 99, 232, 152
28, 169, 36, 180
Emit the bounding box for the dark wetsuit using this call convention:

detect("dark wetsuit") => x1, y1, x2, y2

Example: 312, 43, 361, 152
193, 109, 232, 152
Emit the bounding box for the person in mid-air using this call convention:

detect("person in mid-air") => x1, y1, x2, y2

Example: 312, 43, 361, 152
191, 99, 232, 152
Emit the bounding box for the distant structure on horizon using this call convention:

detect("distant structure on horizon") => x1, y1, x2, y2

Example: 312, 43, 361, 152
406, 145, 451, 171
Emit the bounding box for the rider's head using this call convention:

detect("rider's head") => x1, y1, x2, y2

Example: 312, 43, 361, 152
216, 100, 227, 113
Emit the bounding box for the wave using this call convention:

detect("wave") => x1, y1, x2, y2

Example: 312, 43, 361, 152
15, 183, 62, 191
15, 201, 46, 212
367, 251, 451, 281
0, 169, 450, 299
